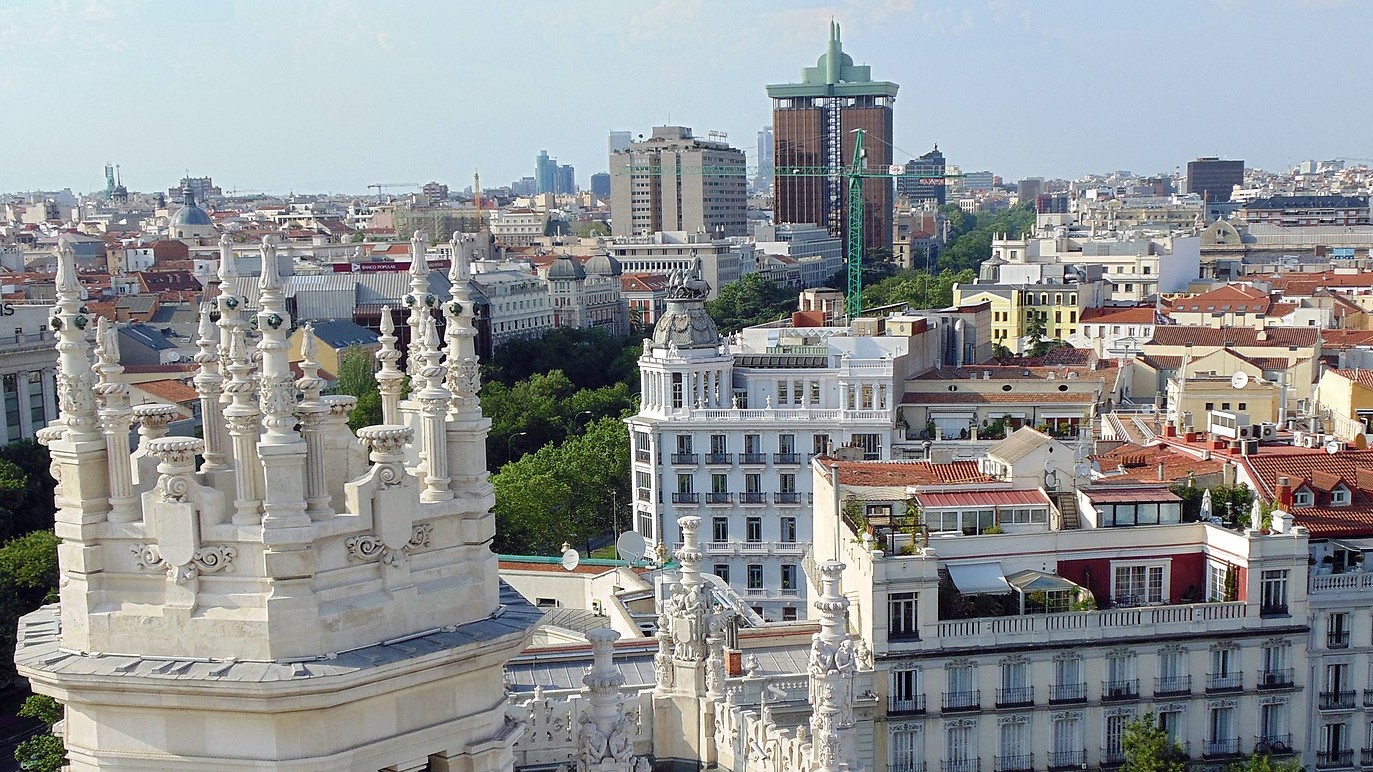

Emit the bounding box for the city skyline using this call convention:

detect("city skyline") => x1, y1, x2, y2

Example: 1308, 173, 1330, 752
2, 0, 1369, 195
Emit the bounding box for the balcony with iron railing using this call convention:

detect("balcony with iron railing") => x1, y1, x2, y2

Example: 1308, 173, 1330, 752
1046, 750, 1085, 771
888, 693, 926, 715
739, 492, 767, 504
1255, 734, 1295, 756
1102, 679, 1139, 702
994, 754, 1032, 772
942, 690, 981, 713
1364, 689, 1373, 707
1319, 690, 1357, 710
1328, 629, 1351, 649
774, 492, 802, 504
1048, 682, 1086, 704
1154, 675, 1191, 696
705, 453, 732, 465
670, 452, 698, 465
1206, 672, 1243, 693
1203, 738, 1241, 759
705, 493, 732, 504
1316, 749, 1354, 769
740, 452, 767, 465
994, 686, 1033, 708
774, 452, 801, 465
1099, 748, 1125, 768
1258, 669, 1295, 690
940, 759, 978, 772
893, 763, 927, 772
671, 492, 699, 504
1361, 748, 1373, 767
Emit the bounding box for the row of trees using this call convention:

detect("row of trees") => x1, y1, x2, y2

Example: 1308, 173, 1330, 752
936, 201, 1037, 273
1121, 714, 1297, 772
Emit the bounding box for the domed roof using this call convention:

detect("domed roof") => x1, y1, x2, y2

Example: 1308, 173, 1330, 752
650, 262, 719, 351
585, 252, 622, 276
547, 254, 586, 280
171, 203, 213, 227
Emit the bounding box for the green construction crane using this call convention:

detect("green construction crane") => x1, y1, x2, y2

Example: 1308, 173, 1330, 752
783, 128, 960, 320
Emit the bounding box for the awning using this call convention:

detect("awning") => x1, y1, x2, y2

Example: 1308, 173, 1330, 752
1005, 569, 1083, 594
947, 562, 1012, 595
1039, 412, 1084, 419
931, 410, 976, 418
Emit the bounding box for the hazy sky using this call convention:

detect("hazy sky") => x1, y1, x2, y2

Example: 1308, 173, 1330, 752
2, 0, 1369, 195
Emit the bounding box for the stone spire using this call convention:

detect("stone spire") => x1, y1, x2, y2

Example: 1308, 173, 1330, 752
295, 326, 332, 518
375, 306, 404, 425
413, 315, 452, 502
576, 628, 648, 771
192, 301, 228, 473
808, 562, 860, 772
52, 238, 99, 442
92, 317, 137, 522
660, 515, 709, 695
223, 328, 263, 524
443, 231, 481, 412
215, 233, 247, 420
255, 236, 298, 445
404, 230, 431, 378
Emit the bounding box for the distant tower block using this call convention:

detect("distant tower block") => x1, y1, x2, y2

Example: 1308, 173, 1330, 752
17, 237, 538, 771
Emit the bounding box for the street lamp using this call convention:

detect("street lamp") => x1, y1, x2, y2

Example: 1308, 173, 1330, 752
573, 410, 595, 430
507, 431, 528, 457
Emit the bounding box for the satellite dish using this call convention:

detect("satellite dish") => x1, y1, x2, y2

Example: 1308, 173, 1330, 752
1326, 440, 1342, 455
560, 548, 580, 571
616, 531, 647, 564
1230, 371, 1250, 390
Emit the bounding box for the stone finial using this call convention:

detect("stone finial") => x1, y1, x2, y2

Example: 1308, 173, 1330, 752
296, 324, 324, 400
258, 235, 281, 293
217, 233, 237, 280
448, 231, 470, 284
409, 230, 429, 278
375, 306, 404, 424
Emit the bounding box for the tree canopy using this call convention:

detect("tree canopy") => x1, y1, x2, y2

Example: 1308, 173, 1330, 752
492, 416, 631, 556
485, 328, 640, 392
1121, 715, 1186, 772
706, 273, 797, 334
862, 268, 976, 311
937, 202, 1037, 273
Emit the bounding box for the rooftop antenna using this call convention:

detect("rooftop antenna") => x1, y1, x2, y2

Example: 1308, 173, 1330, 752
560, 544, 581, 571
616, 531, 647, 564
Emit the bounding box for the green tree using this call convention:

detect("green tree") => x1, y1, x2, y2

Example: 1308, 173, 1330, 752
863, 268, 976, 311
334, 344, 391, 431
0, 530, 60, 686
486, 328, 639, 391
492, 417, 630, 555
936, 202, 1036, 273
705, 273, 796, 333
14, 694, 65, 772
0, 441, 56, 539
1121, 714, 1185, 772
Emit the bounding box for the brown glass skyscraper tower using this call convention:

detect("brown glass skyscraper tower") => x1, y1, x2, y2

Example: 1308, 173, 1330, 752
767, 22, 898, 257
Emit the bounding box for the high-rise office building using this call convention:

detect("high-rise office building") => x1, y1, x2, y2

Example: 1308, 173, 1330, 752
609, 126, 748, 238
754, 125, 774, 193
534, 150, 558, 194
767, 21, 897, 255
1186, 156, 1244, 203
608, 130, 632, 155
897, 145, 946, 205
555, 164, 576, 195
589, 172, 611, 200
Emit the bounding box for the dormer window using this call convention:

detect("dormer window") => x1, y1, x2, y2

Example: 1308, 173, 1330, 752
1330, 486, 1350, 507
1293, 489, 1314, 507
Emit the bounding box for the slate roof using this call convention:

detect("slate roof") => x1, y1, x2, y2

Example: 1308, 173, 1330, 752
120, 323, 176, 351
309, 319, 379, 349
1243, 195, 1369, 210
14, 583, 542, 686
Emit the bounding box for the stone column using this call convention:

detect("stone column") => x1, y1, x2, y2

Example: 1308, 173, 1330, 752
222, 330, 263, 524
295, 327, 332, 519
808, 561, 860, 772
375, 306, 404, 426
92, 318, 137, 522
575, 628, 646, 771
192, 301, 228, 473
414, 316, 451, 503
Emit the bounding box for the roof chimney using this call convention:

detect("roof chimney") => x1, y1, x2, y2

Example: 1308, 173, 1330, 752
1275, 476, 1294, 511
1157, 462, 1166, 481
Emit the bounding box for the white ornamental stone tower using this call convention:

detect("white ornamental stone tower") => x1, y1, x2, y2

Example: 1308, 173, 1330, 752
16, 235, 538, 771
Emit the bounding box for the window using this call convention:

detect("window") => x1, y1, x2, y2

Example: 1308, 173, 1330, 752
1293, 489, 1314, 506
1207, 561, 1235, 602
781, 516, 798, 542
779, 433, 795, 454
999, 717, 1028, 764
1053, 656, 1083, 701
780, 473, 796, 494
1112, 562, 1167, 605
746, 564, 763, 590
712, 517, 728, 542
946, 663, 977, 707
1104, 712, 1131, 757
636, 471, 652, 501
743, 434, 761, 456
946, 721, 973, 768
1329, 613, 1350, 648
781, 607, 798, 622
1332, 487, 1351, 506
713, 564, 730, 583
1209, 645, 1239, 689
711, 474, 728, 494
889, 592, 918, 640
1106, 652, 1135, 690
810, 381, 821, 404
634, 430, 651, 462
1158, 710, 1184, 745
852, 433, 882, 460
745, 474, 761, 494
1209, 704, 1234, 744
1157, 647, 1187, 693
890, 724, 924, 771
710, 434, 727, 456
813, 433, 830, 455
671, 373, 683, 408
1050, 713, 1082, 764
637, 510, 652, 536
781, 564, 797, 591
891, 668, 924, 713
1261, 570, 1289, 614
677, 474, 694, 493
999, 659, 1030, 705
746, 517, 762, 543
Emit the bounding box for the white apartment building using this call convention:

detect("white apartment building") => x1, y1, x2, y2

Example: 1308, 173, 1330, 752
812, 458, 1314, 772
628, 273, 939, 621
0, 303, 58, 442
488, 207, 549, 247
470, 267, 554, 348
750, 222, 845, 288
988, 230, 1201, 304
606, 231, 749, 301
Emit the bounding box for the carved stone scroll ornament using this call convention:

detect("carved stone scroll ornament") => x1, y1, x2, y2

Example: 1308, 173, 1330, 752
346, 523, 433, 567
132, 543, 237, 584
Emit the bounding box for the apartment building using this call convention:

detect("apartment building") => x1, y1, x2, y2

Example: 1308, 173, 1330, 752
812, 456, 1312, 772
609, 125, 748, 238
0, 302, 58, 442
605, 231, 748, 301
627, 274, 958, 620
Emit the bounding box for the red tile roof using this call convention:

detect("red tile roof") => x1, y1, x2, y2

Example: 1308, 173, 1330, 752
1242, 449, 1373, 537
1321, 330, 1373, 351
1330, 369, 1373, 388
1092, 442, 1224, 484
135, 379, 199, 405
1148, 325, 1320, 348
1080, 306, 1159, 324
831, 460, 992, 487
1082, 486, 1182, 503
